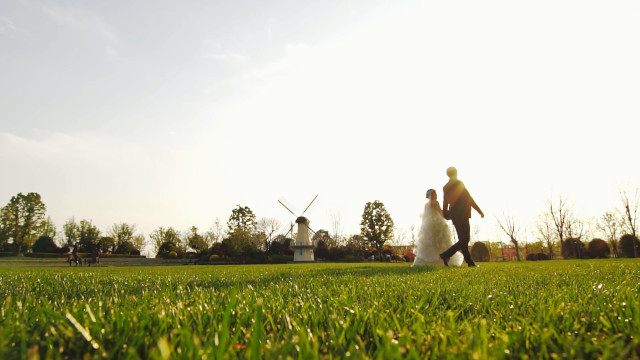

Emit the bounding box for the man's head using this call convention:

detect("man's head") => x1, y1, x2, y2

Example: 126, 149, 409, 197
446, 166, 457, 179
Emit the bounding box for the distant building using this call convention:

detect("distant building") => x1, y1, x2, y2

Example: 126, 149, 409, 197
501, 246, 517, 261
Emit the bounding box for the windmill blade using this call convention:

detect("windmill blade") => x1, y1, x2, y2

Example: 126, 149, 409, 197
278, 200, 296, 216
300, 194, 318, 216
307, 224, 317, 236
285, 222, 295, 239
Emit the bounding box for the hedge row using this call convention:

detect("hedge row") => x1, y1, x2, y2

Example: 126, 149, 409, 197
22, 253, 146, 259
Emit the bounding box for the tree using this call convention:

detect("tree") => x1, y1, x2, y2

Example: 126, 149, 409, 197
312, 229, 332, 247
227, 205, 256, 234
0, 192, 47, 255
41, 217, 57, 239
63, 218, 79, 247
204, 218, 224, 248
187, 226, 208, 253
535, 212, 556, 259
150, 226, 181, 257
562, 238, 585, 259
597, 212, 622, 258
109, 223, 136, 252
78, 219, 101, 252
226, 206, 260, 256
496, 213, 522, 261
360, 201, 394, 251
328, 209, 344, 246
391, 227, 408, 247
546, 196, 571, 251
97, 236, 116, 253
619, 187, 639, 257
131, 234, 146, 253
257, 217, 282, 251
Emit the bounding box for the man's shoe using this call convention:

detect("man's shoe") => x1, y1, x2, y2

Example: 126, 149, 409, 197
439, 254, 449, 267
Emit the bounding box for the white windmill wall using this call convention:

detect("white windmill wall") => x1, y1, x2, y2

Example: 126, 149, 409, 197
293, 222, 314, 262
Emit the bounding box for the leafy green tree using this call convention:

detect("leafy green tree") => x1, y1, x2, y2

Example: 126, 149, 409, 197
63, 218, 79, 247
312, 229, 332, 247
187, 226, 208, 253
97, 236, 116, 253
226, 206, 261, 256
41, 217, 57, 239
131, 234, 146, 253
360, 201, 394, 251
150, 226, 181, 257
0, 192, 47, 255
109, 223, 136, 251
78, 219, 101, 252
227, 205, 256, 234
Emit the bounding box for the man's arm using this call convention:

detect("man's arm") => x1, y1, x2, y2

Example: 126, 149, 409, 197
470, 196, 484, 218
442, 188, 451, 220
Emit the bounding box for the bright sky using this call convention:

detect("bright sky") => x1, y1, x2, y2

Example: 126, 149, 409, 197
1, 0, 639, 255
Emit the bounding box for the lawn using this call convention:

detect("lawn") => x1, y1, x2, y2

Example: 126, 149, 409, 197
0, 260, 638, 359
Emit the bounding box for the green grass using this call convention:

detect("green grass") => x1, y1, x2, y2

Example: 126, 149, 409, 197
0, 260, 639, 359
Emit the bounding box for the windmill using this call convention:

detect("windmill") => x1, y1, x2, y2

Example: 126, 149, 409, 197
278, 195, 318, 262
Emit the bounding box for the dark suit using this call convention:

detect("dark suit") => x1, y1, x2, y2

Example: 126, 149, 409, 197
441, 179, 478, 266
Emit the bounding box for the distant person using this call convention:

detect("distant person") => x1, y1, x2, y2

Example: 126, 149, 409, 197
439, 167, 484, 267
413, 189, 463, 266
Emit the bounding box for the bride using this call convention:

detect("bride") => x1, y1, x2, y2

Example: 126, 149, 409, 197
413, 189, 463, 266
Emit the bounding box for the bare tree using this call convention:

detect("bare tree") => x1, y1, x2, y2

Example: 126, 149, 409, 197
619, 187, 639, 257
495, 213, 522, 261
328, 209, 344, 246
547, 196, 572, 251
392, 226, 408, 246
566, 215, 587, 240
204, 218, 224, 247
471, 225, 481, 244
256, 217, 282, 251
409, 224, 416, 247
597, 211, 622, 258
535, 212, 555, 259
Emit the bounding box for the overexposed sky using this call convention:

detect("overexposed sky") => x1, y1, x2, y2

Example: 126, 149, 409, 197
1, 0, 639, 253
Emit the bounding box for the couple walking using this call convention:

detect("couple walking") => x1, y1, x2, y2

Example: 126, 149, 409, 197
413, 167, 484, 267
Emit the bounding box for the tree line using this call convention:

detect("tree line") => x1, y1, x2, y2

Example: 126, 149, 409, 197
0, 193, 401, 262
490, 188, 640, 261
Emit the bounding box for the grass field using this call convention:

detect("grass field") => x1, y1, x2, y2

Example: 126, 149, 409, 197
0, 260, 638, 359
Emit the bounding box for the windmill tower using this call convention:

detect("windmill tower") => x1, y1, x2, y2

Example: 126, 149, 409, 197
278, 195, 317, 263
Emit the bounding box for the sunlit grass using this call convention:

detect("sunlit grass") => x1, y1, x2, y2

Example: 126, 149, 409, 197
0, 260, 638, 359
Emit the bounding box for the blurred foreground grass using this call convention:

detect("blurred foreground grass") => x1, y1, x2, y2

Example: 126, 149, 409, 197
0, 260, 639, 359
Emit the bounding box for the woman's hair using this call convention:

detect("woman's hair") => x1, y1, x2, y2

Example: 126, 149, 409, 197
426, 189, 436, 200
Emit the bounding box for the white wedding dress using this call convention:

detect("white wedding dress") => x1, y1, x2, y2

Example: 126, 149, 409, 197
412, 196, 463, 267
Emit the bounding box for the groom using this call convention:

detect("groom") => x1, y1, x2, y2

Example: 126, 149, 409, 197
439, 167, 484, 267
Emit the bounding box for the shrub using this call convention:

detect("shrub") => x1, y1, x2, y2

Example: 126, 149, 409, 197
209, 254, 220, 262
403, 249, 415, 262
314, 246, 330, 259
115, 241, 136, 255
167, 251, 178, 259
587, 239, 610, 259
470, 242, 490, 262
31, 236, 59, 253
561, 238, 586, 259
526, 253, 537, 261
536, 253, 549, 261
619, 234, 639, 258
328, 247, 348, 261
